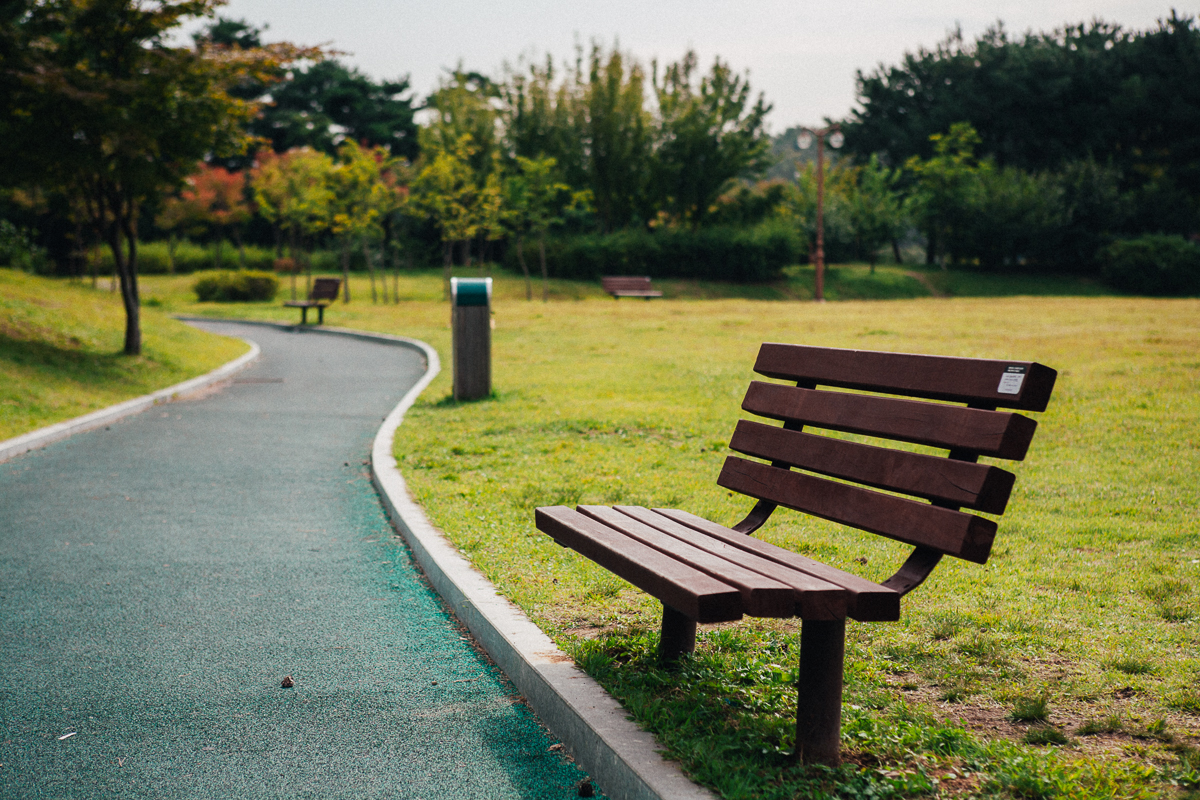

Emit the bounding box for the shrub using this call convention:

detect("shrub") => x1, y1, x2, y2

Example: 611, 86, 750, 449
0, 220, 51, 274
192, 270, 279, 302
1100, 234, 1200, 296
509, 222, 801, 283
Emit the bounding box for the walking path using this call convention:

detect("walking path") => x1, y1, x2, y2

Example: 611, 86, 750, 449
0, 321, 594, 799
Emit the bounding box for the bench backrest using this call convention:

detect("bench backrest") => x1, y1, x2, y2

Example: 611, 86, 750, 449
310, 278, 341, 301
721, 343, 1056, 568
602, 276, 655, 292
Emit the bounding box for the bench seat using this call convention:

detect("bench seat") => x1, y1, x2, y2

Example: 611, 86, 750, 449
601, 276, 663, 299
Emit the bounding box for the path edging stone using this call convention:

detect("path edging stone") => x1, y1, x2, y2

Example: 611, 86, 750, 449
0, 337, 260, 465
363, 336, 716, 800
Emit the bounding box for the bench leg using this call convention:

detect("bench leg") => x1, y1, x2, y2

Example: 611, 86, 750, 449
795, 618, 845, 766
299, 306, 308, 325
658, 604, 696, 665
317, 306, 324, 325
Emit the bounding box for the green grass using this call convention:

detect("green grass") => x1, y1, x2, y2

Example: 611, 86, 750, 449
12, 264, 1197, 798
374, 285, 1197, 799
0, 269, 249, 440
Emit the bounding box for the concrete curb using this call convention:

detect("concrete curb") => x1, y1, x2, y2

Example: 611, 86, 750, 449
0, 337, 261, 465
364, 342, 716, 800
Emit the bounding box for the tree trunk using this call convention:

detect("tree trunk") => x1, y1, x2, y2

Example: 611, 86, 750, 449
233, 227, 245, 269
516, 236, 531, 301
925, 228, 938, 267
891, 237, 903, 265
167, 234, 176, 275
442, 241, 452, 300
105, 201, 141, 356
364, 238, 377, 304
538, 232, 549, 303
340, 239, 351, 303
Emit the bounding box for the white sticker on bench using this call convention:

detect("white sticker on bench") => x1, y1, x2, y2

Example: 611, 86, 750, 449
997, 365, 1027, 395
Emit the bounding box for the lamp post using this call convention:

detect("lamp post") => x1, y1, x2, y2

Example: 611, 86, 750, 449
797, 125, 843, 302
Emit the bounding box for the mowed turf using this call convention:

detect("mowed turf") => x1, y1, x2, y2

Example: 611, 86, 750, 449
383, 293, 1199, 798
10, 267, 1199, 797
0, 269, 248, 441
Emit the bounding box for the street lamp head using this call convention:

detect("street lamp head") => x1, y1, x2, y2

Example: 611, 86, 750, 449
829, 131, 845, 149
797, 132, 813, 150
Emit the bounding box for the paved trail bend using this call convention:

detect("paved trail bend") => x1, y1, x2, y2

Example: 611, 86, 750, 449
0, 321, 593, 800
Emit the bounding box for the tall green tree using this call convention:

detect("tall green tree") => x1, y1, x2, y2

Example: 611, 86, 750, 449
253, 60, 419, 159
410, 134, 479, 298
904, 122, 989, 265
845, 156, 907, 271
0, 0, 312, 355
652, 51, 772, 226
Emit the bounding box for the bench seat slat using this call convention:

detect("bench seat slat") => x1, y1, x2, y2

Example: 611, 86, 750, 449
754, 343, 1057, 412
729, 420, 1016, 513
717, 457, 996, 563
576, 506, 796, 617
743, 382, 1037, 460
645, 508, 900, 622
535, 506, 743, 622
605, 506, 850, 621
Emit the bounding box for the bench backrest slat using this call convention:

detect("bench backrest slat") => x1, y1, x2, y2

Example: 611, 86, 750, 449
754, 343, 1056, 412
602, 276, 655, 290
729, 420, 1015, 514
718, 456, 997, 563
742, 382, 1038, 460
311, 278, 341, 301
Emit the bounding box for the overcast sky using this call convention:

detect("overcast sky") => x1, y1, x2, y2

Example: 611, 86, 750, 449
196, 1, 1180, 131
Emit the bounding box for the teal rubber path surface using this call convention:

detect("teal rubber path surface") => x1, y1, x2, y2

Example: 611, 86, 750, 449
0, 321, 596, 799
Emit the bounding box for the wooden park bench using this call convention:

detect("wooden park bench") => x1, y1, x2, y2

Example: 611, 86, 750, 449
536, 343, 1056, 765
602, 276, 663, 299
283, 278, 341, 325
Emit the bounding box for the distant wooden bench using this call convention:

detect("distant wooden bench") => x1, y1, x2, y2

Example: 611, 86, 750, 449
283, 278, 341, 324
536, 343, 1056, 765
602, 276, 662, 299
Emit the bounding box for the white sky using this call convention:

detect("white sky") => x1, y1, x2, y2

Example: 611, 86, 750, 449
197, 0, 1181, 131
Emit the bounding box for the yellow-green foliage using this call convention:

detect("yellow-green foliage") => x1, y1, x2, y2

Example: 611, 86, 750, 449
0, 269, 249, 440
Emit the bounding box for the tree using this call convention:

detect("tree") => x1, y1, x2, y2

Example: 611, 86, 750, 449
652, 51, 772, 226
251, 148, 335, 297
504, 156, 571, 301
904, 123, 989, 266
0, 0, 314, 355
845, 156, 907, 271
184, 163, 252, 268
328, 140, 397, 303
410, 134, 479, 298
253, 59, 419, 159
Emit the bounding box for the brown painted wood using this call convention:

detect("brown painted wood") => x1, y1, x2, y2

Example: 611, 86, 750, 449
535, 506, 743, 623
576, 505, 796, 618
647, 508, 901, 622
717, 457, 997, 563
754, 343, 1057, 412
601, 276, 663, 298
593, 505, 847, 620
742, 382, 1038, 460
795, 619, 845, 765
659, 605, 698, 664
729, 420, 1016, 513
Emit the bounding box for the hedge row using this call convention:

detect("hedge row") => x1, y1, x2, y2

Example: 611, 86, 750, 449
95, 241, 344, 275
1100, 234, 1200, 296
505, 222, 802, 283
192, 270, 279, 302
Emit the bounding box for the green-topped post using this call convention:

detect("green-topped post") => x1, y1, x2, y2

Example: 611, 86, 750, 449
451, 277, 492, 401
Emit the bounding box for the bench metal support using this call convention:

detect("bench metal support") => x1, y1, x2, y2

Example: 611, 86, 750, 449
658, 605, 696, 665
795, 618, 845, 765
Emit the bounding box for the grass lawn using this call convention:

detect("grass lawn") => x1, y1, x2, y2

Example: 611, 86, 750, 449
382, 290, 1199, 799
0, 269, 249, 441
12, 264, 1198, 798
